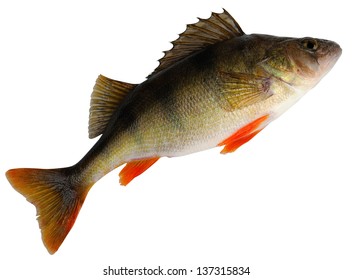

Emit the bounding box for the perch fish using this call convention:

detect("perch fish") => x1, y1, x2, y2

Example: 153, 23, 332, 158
6, 10, 341, 254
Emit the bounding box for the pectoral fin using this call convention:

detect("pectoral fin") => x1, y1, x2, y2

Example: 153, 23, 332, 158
219, 72, 273, 111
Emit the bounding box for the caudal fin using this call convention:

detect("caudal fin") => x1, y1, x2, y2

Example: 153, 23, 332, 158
6, 167, 91, 254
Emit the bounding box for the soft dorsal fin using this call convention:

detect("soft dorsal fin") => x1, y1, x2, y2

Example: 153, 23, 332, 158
149, 9, 245, 77
89, 75, 137, 138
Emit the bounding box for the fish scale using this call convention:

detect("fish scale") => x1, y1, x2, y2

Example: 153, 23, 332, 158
6, 9, 341, 254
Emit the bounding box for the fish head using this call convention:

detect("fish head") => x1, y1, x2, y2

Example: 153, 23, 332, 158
259, 36, 342, 91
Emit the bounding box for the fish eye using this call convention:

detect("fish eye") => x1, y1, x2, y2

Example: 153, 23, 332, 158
302, 38, 318, 51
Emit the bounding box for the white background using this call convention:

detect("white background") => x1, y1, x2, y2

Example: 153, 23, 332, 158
0, 1, 351, 279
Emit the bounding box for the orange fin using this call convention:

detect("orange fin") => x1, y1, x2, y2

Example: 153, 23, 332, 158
6, 167, 91, 254
218, 115, 269, 154
119, 157, 159, 186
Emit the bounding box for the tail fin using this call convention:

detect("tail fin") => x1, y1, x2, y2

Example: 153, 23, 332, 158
6, 167, 90, 254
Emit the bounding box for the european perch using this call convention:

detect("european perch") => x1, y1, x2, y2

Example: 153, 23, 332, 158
6, 10, 341, 254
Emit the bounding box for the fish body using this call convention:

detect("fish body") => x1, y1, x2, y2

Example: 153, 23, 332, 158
6, 10, 341, 254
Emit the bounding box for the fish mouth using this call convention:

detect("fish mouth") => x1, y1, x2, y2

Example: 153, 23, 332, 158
332, 44, 342, 64
327, 41, 342, 61
335, 44, 342, 57
317, 40, 342, 75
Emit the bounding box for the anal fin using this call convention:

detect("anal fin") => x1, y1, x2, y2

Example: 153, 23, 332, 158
119, 157, 160, 186
218, 115, 269, 154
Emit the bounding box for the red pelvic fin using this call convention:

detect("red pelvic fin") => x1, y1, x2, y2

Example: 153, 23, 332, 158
218, 114, 269, 154
119, 157, 159, 186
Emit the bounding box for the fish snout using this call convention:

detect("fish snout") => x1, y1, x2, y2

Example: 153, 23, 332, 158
316, 39, 342, 75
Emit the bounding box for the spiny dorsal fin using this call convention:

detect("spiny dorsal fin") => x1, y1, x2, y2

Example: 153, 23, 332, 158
89, 75, 137, 138
149, 9, 244, 77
